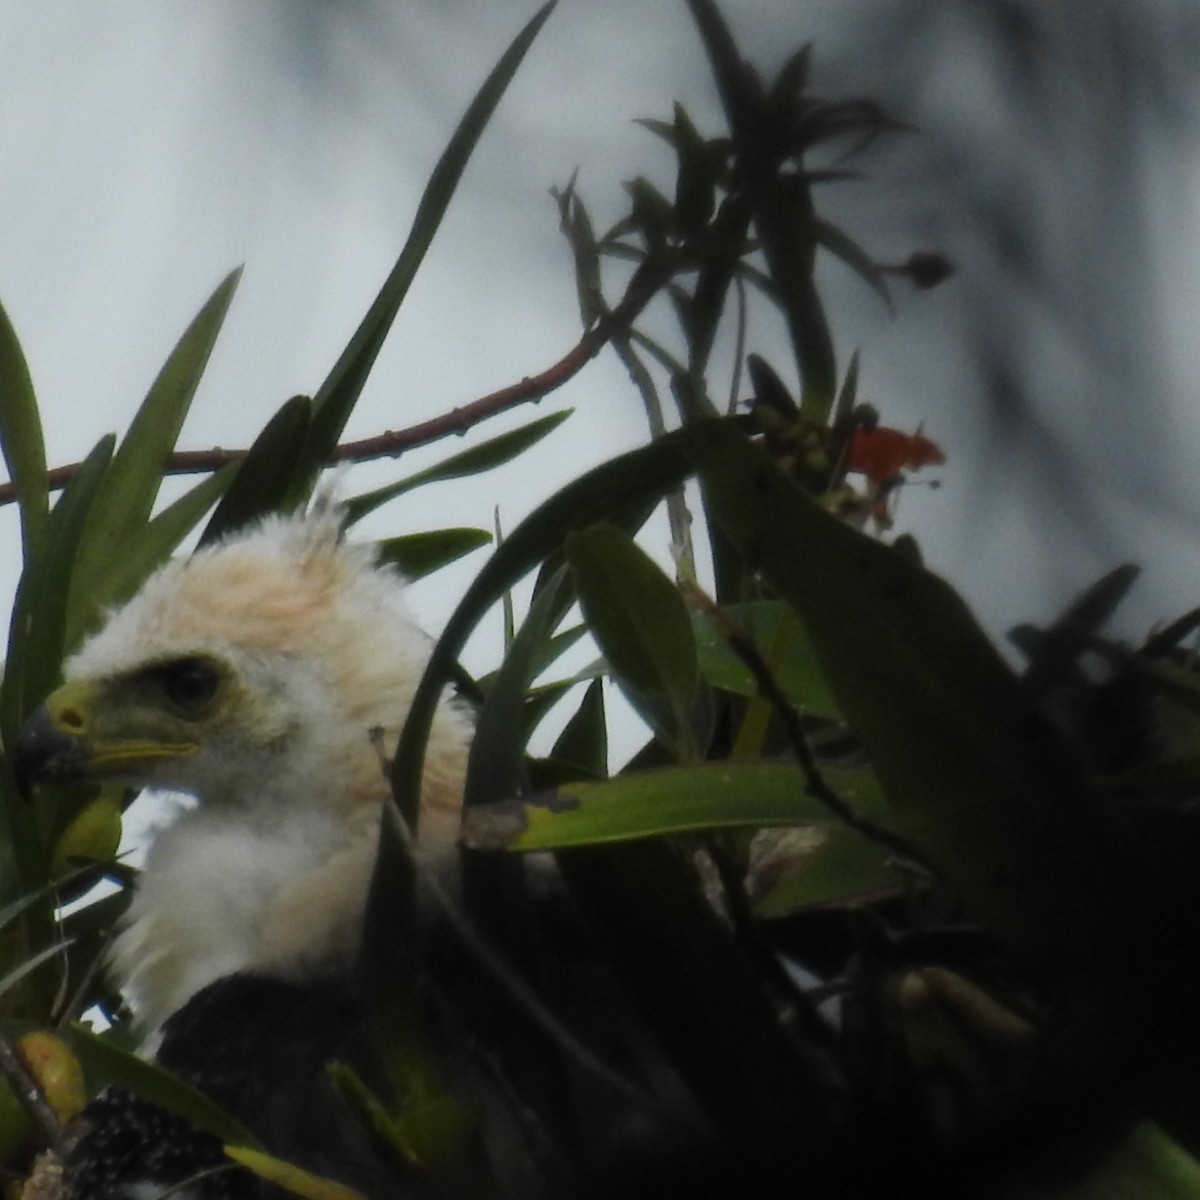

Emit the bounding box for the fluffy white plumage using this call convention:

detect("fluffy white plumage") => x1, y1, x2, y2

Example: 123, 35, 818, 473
62, 507, 471, 1029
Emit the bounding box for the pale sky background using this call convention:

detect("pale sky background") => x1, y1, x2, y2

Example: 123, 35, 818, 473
2, 0, 1199, 728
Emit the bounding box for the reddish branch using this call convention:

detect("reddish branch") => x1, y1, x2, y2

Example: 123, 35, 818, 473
0, 266, 667, 509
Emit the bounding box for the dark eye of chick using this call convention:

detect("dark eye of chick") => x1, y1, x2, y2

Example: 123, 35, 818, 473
161, 658, 221, 714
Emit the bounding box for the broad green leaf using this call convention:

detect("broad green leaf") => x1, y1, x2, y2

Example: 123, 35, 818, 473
750, 822, 902, 917
683, 421, 1125, 976
345, 410, 572, 525
72, 268, 241, 591
226, 1147, 369, 1200
375, 528, 491, 580
298, 3, 557, 502
461, 759, 882, 850
566, 523, 697, 753
200, 394, 312, 544
0, 296, 47, 552
67, 1022, 262, 1149
389, 427, 694, 829
692, 598, 840, 716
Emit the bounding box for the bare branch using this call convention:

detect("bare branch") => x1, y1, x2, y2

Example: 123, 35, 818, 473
0, 264, 670, 510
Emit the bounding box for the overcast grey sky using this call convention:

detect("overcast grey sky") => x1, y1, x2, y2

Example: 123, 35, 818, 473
2, 0, 1199, 666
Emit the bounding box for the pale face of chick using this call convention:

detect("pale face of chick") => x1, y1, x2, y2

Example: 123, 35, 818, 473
12, 510, 472, 1026
20, 646, 344, 813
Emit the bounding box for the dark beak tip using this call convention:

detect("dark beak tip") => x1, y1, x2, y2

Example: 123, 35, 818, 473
11, 706, 81, 800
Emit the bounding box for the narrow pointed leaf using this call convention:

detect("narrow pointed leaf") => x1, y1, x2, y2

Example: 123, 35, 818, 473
0, 297, 47, 551
73, 268, 241, 588
375, 528, 491, 580
299, 3, 557, 499
465, 568, 571, 809
812, 216, 892, 310
226, 1147, 370, 1200
67, 1023, 263, 1150
549, 678, 608, 778
2, 435, 114, 755
345, 409, 571, 525
201, 394, 312, 544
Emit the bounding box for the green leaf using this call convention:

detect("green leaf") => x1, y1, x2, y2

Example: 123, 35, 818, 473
0, 939, 69, 1003
1011, 1123, 1200, 1200
375, 528, 491, 580
692, 598, 840, 716
0, 296, 47, 553
2, 435, 114, 760
683, 0, 836, 419
672, 102, 716, 237
225, 1147, 370, 1200
201, 394, 313, 544
682, 421, 1125, 977
465, 568, 572, 809
345, 410, 571, 525
67, 464, 236, 648
834, 350, 861, 423
298, 2, 557, 502
72, 268, 241, 592
549, 678, 608, 778
812, 215, 892, 311
389, 426, 695, 833
750, 818, 903, 917
625, 177, 674, 251
566, 523, 697, 753
67, 1022, 263, 1150
358, 794, 438, 1111
461, 759, 889, 850
553, 181, 606, 330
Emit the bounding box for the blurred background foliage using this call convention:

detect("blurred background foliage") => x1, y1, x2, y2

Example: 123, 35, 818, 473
1, 2, 1200, 1198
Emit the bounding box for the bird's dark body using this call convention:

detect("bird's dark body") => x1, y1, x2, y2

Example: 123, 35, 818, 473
67, 976, 394, 1200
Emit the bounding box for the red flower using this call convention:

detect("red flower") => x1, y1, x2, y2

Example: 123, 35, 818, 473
846, 426, 945, 486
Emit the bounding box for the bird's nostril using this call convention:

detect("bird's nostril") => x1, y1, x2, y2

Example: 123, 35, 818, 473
57, 705, 87, 733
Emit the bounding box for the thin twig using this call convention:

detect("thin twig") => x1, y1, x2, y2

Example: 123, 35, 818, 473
0, 264, 671, 510
682, 581, 933, 869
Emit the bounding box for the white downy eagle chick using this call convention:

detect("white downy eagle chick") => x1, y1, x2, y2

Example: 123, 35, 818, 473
19, 506, 471, 1030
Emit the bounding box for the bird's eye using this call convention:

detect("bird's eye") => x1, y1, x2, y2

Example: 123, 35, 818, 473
162, 659, 220, 714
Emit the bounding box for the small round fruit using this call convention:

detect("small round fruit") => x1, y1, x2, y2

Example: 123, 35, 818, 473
17, 1032, 86, 1128
51, 794, 122, 877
